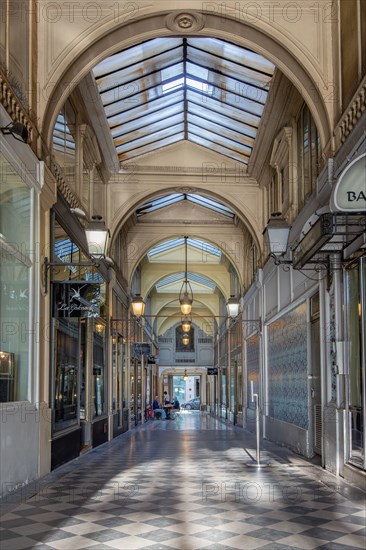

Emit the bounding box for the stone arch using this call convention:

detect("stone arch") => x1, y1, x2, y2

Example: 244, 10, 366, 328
110, 185, 261, 253
143, 269, 228, 304
128, 233, 243, 291
155, 307, 217, 342
42, 9, 332, 157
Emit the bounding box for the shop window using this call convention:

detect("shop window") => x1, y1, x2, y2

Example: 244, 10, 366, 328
297, 104, 320, 210
93, 322, 106, 418
221, 368, 227, 406
0, 153, 31, 402
54, 318, 79, 429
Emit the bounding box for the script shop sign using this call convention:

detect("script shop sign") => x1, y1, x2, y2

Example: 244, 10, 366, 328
53, 282, 100, 317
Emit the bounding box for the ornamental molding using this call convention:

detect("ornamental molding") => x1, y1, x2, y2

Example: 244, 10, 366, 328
165, 11, 205, 33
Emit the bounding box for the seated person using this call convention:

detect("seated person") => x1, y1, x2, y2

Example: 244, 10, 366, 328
172, 396, 180, 410
152, 396, 166, 420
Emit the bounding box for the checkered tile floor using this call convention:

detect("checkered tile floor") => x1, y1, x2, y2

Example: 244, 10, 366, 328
1, 412, 365, 549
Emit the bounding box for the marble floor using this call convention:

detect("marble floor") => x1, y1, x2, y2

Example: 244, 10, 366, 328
0, 412, 365, 550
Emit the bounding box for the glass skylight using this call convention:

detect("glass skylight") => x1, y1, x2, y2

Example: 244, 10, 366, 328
93, 37, 275, 164
156, 272, 216, 291
136, 194, 184, 216
186, 78, 209, 93
148, 238, 185, 257
137, 193, 235, 220
162, 76, 210, 94
52, 113, 75, 154
147, 237, 221, 259
162, 77, 184, 93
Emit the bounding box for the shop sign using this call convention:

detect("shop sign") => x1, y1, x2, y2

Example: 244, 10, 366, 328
207, 367, 218, 375
53, 283, 100, 317
331, 153, 366, 212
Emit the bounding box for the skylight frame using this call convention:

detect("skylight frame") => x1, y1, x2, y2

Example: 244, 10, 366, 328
93, 37, 275, 164
147, 236, 221, 259
155, 271, 216, 291
137, 193, 235, 220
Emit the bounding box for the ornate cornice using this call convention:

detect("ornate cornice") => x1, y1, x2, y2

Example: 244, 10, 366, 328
0, 71, 37, 153
337, 77, 366, 146
49, 158, 82, 209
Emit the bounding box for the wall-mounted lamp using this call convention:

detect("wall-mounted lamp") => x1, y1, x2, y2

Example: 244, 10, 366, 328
131, 294, 145, 317
95, 322, 104, 334
183, 369, 189, 381
43, 213, 109, 293
85, 215, 110, 259
263, 212, 291, 262
262, 211, 354, 290
1, 121, 28, 143
226, 295, 240, 318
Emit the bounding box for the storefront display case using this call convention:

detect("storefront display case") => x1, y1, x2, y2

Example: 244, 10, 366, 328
0, 351, 15, 402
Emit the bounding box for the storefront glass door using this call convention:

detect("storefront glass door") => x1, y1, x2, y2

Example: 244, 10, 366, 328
346, 259, 366, 470
53, 318, 79, 431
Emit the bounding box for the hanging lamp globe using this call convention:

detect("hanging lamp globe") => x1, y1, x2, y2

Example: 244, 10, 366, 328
180, 293, 192, 315
179, 236, 193, 315
183, 369, 189, 381
182, 333, 190, 346
181, 318, 192, 333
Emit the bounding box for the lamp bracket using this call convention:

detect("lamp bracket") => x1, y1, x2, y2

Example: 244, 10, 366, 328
271, 253, 331, 271
43, 256, 99, 294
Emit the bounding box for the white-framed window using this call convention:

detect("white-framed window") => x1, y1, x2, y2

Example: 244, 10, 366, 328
0, 141, 39, 403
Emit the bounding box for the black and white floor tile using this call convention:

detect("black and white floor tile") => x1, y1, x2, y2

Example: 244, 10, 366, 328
1, 412, 365, 549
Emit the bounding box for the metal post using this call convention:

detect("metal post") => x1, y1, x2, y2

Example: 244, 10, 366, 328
254, 393, 260, 465
250, 380, 260, 465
